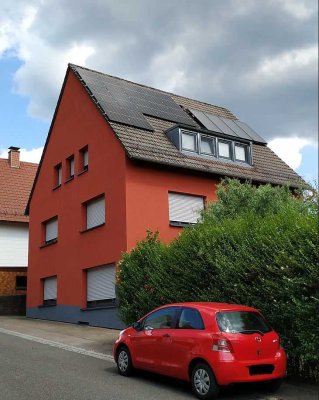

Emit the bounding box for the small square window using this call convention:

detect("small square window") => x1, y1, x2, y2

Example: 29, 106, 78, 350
54, 164, 62, 187
80, 146, 88, 171
218, 140, 231, 159
235, 144, 248, 163
200, 136, 215, 155
16, 276, 27, 290
181, 132, 197, 152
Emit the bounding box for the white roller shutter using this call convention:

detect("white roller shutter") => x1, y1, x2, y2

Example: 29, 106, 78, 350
45, 218, 58, 242
169, 193, 204, 224
87, 265, 115, 301
44, 276, 57, 300
87, 197, 105, 229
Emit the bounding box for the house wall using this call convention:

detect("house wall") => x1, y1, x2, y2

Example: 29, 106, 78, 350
125, 161, 219, 249
0, 222, 29, 267
27, 71, 127, 328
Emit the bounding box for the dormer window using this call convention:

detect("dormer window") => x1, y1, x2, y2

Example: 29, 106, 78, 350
166, 126, 252, 165
217, 139, 231, 159
200, 136, 215, 156
181, 132, 197, 152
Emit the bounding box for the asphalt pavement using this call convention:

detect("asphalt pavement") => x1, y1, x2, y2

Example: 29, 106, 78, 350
0, 316, 317, 400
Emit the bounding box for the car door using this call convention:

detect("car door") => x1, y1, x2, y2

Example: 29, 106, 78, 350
130, 306, 179, 375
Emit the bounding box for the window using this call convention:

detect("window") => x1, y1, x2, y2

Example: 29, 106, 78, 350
216, 311, 272, 334
181, 132, 197, 152
80, 146, 88, 171
16, 276, 27, 290
54, 163, 62, 187
178, 308, 205, 330
235, 143, 249, 162
200, 136, 215, 155
87, 265, 116, 308
143, 307, 178, 330
169, 192, 204, 226
67, 156, 75, 179
86, 196, 105, 230
43, 276, 57, 306
44, 217, 58, 244
218, 139, 231, 159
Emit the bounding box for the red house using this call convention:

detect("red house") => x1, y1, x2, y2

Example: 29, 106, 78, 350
26, 65, 301, 328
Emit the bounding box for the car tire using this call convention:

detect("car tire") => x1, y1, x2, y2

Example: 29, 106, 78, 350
263, 378, 284, 392
191, 363, 219, 399
116, 346, 134, 377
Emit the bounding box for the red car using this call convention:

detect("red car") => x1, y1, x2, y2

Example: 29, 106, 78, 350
114, 302, 286, 399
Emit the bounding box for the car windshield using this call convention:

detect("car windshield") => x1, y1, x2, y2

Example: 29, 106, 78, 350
216, 311, 272, 334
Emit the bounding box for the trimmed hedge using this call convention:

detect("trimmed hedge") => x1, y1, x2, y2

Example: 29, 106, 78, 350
117, 180, 319, 382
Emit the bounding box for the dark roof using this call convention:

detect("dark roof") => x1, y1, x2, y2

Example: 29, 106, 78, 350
0, 158, 37, 222
69, 64, 302, 188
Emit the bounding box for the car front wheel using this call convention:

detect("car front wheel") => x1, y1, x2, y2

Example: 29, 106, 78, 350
116, 346, 133, 376
191, 363, 219, 399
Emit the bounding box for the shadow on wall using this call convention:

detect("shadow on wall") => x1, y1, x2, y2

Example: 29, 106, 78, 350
0, 295, 26, 315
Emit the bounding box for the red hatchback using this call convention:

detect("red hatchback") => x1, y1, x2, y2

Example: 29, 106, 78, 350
114, 302, 286, 399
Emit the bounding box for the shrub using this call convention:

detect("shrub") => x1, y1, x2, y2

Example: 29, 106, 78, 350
117, 180, 319, 382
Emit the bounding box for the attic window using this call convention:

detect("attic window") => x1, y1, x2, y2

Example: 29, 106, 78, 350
166, 127, 252, 165
80, 146, 88, 172
54, 163, 62, 187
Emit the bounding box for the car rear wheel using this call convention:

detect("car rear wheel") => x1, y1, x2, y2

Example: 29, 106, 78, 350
116, 346, 133, 376
191, 363, 219, 399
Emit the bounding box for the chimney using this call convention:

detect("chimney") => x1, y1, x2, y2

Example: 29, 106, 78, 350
8, 146, 21, 168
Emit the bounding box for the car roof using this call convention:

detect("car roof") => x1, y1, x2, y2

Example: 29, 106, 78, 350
158, 302, 258, 312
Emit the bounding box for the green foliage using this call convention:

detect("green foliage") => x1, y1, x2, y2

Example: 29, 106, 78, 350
117, 179, 319, 382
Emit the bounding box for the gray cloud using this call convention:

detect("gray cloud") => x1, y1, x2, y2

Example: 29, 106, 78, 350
2, 0, 318, 143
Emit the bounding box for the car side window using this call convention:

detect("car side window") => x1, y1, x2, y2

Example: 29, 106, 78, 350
143, 307, 178, 330
178, 307, 205, 330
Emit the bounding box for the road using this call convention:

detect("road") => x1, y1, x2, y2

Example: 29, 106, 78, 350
0, 331, 317, 400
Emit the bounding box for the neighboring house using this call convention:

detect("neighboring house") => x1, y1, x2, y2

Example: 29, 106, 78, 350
0, 147, 37, 314
26, 65, 301, 328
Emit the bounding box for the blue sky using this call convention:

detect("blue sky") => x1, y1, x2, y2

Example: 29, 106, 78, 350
0, 0, 317, 185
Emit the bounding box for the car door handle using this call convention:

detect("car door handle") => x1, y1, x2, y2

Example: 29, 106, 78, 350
162, 333, 170, 338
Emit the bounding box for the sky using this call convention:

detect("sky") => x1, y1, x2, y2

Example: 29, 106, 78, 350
0, 0, 318, 185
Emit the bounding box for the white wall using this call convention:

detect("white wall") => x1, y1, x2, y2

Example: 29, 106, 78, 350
0, 223, 29, 267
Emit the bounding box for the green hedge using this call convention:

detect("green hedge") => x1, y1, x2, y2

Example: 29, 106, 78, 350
117, 180, 319, 382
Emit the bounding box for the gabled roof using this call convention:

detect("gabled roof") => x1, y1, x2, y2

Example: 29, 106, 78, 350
0, 158, 37, 223
69, 64, 302, 188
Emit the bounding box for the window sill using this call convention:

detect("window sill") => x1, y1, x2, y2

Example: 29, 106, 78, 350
81, 305, 116, 311
65, 176, 74, 184
40, 239, 58, 248
52, 184, 61, 191
80, 223, 105, 234
78, 168, 88, 177
169, 221, 195, 228
38, 304, 57, 308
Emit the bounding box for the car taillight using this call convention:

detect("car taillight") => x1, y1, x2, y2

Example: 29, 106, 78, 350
212, 336, 233, 353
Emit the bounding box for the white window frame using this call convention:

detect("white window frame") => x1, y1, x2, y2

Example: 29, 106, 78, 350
87, 265, 116, 308
181, 131, 198, 153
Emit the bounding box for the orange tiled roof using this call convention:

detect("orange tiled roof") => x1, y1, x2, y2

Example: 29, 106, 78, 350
0, 158, 38, 223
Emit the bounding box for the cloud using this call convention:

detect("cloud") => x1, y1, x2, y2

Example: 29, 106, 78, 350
0, 0, 317, 146
268, 137, 314, 170
0, 146, 43, 163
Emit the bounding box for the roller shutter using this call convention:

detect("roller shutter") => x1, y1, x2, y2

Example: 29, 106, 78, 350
87, 265, 115, 302
169, 193, 204, 224
87, 197, 105, 229
45, 218, 58, 242
43, 276, 57, 300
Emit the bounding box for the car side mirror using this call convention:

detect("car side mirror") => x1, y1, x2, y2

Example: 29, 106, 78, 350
132, 321, 143, 331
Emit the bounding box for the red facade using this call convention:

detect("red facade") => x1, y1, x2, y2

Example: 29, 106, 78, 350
27, 70, 218, 327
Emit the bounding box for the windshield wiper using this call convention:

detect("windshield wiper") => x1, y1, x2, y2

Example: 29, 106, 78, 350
238, 329, 265, 336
